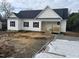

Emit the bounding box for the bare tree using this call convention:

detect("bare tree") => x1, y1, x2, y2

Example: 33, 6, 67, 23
0, 0, 14, 19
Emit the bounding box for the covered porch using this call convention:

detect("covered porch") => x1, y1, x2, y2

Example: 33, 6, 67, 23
41, 21, 61, 33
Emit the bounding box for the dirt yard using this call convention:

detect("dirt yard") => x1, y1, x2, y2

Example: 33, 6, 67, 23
0, 32, 53, 58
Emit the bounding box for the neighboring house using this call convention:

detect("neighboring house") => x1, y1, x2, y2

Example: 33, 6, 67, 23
0, 21, 2, 29
1, 19, 7, 31
0, 14, 2, 30
7, 6, 68, 33
0, 14, 7, 31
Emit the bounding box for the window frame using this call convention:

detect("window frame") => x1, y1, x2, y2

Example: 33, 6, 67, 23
33, 22, 39, 28
23, 22, 29, 27
10, 21, 15, 27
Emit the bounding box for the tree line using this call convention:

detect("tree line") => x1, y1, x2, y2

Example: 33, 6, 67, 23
67, 13, 79, 32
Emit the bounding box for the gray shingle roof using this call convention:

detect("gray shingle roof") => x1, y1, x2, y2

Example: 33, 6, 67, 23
53, 8, 68, 19
14, 8, 68, 19
14, 10, 41, 19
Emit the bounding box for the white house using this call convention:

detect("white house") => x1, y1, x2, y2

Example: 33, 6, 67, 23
7, 6, 68, 33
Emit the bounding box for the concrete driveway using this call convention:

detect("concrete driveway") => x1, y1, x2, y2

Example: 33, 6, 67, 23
35, 34, 79, 58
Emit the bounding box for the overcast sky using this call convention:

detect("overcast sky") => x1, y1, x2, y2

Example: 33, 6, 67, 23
0, 0, 79, 13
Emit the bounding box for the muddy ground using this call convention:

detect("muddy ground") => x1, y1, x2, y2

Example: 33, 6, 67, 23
0, 32, 53, 58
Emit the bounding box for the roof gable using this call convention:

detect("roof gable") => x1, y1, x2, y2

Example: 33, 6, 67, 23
9, 13, 17, 18
36, 6, 62, 19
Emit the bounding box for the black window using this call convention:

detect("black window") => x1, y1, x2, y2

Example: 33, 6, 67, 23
57, 22, 60, 25
33, 22, 39, 28
10, 21, 15, 27
24, 22, 29, 27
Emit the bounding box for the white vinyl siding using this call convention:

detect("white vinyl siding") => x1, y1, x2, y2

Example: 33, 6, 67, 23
60, 20, 67, 32
37, 7, 61, 19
